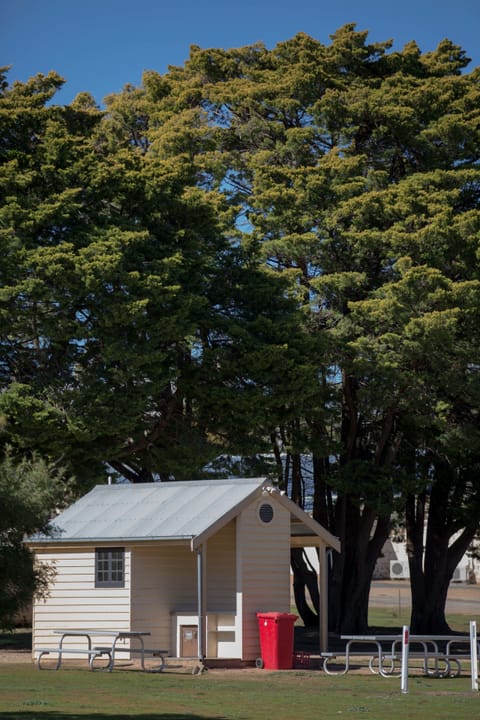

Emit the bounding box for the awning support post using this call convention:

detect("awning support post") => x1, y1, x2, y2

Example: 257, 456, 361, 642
319, 544, 328, 652
196, 547, 207, 671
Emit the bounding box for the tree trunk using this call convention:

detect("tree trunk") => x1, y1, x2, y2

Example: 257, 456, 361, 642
290, 548, 320, 626
290, 452, 303, 507
289, 447, 318, 625
407, 460, 479, 633
312, 454, 334, 530
328, 371, 390, 633
329, 496, 391, 633
410, 526, 477, 633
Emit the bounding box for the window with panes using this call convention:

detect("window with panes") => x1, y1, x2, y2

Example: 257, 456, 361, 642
95, 547, 125, 587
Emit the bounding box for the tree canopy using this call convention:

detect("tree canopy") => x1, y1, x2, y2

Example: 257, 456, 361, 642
0, 67, 316, 485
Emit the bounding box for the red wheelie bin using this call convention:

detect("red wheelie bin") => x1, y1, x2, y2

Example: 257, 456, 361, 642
256, 612, 298, 669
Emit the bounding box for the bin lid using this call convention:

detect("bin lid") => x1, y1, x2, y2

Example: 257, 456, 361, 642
257, 612, 298, 621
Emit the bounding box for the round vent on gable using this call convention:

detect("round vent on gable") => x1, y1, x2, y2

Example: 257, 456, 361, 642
258, 502, 274, 524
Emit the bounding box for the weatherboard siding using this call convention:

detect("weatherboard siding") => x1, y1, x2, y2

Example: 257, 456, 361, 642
130, 523, 236, 656
130, 544, 196, 651
32, 548, 131, 654
238, 498, 291, 661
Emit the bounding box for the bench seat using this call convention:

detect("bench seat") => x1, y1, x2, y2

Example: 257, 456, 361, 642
93, 646, 169, 671
36, 646, 111, 670
95, 645, 168, 653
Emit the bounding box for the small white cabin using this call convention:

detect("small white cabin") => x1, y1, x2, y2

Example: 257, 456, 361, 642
28, 478, 340, 664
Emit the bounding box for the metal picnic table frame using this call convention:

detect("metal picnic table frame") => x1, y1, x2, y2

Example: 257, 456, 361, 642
322, 633, 474, 678
36, 629, 164, 672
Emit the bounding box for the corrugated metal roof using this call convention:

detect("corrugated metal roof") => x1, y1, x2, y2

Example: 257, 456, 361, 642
30, 478, 267, 544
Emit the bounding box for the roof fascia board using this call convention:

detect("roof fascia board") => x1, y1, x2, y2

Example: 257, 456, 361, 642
28, 538, 193, 550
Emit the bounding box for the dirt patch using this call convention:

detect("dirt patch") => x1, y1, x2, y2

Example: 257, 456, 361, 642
0, 649, 31, 664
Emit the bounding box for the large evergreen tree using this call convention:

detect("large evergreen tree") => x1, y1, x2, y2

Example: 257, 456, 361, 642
136, 26, 480, 632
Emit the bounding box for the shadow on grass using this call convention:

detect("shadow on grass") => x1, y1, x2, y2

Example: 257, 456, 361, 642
0, 714, 226, 720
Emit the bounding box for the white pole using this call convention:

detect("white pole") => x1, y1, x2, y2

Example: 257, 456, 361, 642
196, 548, 206, 665
470, 620, 478, 692
401, 625, 409, 694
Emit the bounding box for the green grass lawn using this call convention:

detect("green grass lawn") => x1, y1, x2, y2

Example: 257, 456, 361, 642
2, 603, 479, 720
0, 661, 479, 720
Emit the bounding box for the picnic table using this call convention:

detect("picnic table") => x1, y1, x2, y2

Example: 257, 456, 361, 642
322, 633, 474, 677
35, 629, 169, 672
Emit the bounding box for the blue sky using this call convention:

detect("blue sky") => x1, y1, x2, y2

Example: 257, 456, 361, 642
2, 0, 479, 106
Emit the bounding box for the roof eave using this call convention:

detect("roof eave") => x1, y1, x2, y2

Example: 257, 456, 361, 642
266, 487, 341, 552
27, 535, 194, 549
